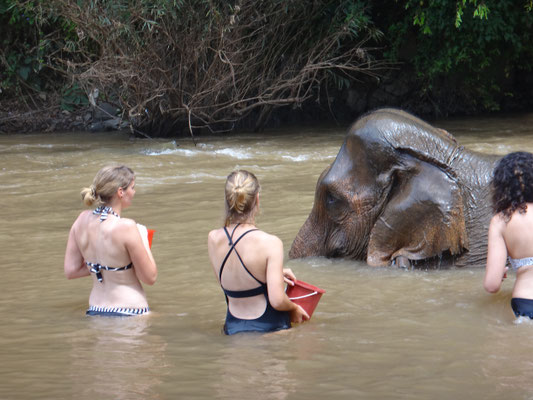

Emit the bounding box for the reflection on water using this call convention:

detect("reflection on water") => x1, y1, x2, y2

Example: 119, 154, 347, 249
2, 114, 533, 399
214, 335, 295, 400
67, 316, 167, 400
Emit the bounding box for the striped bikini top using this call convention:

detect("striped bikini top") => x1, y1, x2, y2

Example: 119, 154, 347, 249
93, 206, 119, 221
85, 261, 133, 282
86, 206, 132, 282
509, 256, 533, 271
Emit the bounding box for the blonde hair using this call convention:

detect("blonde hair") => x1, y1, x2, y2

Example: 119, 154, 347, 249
224, 170, 260, 226
80, 165, 135, 207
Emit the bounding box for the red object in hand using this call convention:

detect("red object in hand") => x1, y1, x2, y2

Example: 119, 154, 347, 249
286, 280, 325, 319
147, 229, 155, 248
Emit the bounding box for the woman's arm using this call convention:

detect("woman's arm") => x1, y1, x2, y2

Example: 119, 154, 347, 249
64, 222, 90, 279
123, 219, 157, 285
484, 215, 508, 293
265, 236, 309, 322
207, 230, 222, 281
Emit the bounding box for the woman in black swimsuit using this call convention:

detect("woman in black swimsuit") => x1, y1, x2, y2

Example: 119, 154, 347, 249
64, 165, 157, 316
208, 170, 309, 334
485, 152, 533, 318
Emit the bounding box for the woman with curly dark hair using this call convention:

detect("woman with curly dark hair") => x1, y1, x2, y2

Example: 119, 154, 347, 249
484, 151, 533, 318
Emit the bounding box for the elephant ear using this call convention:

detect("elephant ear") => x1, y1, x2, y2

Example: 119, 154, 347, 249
366, 157, 468, 267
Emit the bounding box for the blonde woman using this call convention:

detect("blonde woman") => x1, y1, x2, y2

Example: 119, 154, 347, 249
208, 170, 309, 335
64, 165, 157, 316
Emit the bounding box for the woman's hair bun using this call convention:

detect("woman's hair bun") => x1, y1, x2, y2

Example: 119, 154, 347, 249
80, 165, 135, 207
80, 184, 98, 206
229, 184, 248, 213
224, 170, 260, 225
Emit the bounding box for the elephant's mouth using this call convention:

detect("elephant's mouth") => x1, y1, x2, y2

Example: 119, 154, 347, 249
324, 216, 373, 260
322, 185, 392, 260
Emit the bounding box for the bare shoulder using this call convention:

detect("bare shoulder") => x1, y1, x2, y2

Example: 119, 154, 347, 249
72, 210, 91, 228
77, 209, 92, 220
490, 213, 506, 226
208, 227, 226, 246
114, 217, 138, 236
489, 213, 507, 233
254, 230, 283, 248
119, 217, 137, 228
208, 227, 223, 239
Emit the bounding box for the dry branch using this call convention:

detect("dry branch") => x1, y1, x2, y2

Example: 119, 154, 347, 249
49, 0, 391, 136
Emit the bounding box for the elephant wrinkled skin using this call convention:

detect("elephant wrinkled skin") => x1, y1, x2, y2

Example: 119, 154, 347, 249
289, 108, 499, 268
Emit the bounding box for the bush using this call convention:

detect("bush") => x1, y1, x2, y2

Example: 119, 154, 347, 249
383, 0, 533, 114
42, 0, 388, 135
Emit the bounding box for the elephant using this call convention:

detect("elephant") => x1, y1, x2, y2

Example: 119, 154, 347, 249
289, 108, 500, 268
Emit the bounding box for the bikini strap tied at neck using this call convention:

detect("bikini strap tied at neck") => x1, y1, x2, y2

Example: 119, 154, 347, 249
93, 206, 119, 222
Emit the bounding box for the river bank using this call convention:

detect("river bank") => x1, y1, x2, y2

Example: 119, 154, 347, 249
2, 64, 533, 137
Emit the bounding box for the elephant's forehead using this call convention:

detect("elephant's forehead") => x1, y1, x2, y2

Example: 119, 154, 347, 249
328, 145, 354, 176
325, 137, 384, 184
321, 163, 380, 202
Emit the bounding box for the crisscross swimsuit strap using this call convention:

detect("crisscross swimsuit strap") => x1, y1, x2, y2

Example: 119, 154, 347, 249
87, 205, 131, 282
219, 224, 265, 298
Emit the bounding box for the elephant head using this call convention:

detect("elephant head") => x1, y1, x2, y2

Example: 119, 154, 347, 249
289, 108, 477, 267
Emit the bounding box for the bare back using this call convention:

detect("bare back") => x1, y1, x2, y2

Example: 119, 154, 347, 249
208, 224, 285, 320
499, 205, 533, 298
70, 210, 148, 308
502, 206, 533, 259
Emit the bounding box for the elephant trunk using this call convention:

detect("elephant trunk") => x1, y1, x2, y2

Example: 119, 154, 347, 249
289, 215, 324, 259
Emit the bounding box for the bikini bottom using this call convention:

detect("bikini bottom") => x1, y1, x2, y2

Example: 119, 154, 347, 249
86, 305, 150, 317
511, 298, 533, 319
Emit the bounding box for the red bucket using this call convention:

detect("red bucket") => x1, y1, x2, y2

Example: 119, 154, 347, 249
286, 280, 325, 318
147, 229, 155, 249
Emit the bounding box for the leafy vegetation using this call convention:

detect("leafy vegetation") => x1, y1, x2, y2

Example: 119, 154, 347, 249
1, 0, 533, 134
385, 0, 533, 113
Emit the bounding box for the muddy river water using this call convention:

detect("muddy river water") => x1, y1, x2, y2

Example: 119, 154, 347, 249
2, 113, 533, 399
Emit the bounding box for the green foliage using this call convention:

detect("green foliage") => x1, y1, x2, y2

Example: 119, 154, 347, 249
60, 83, 88, 111
33, 0, 384, 133
0, 1, 76, 101
386, 0, 533, 112
454, 0, 489, 28
2, 0, 533, 128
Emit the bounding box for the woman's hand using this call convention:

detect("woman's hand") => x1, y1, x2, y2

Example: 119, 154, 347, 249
283, 268, 296, 286
502, 266, 509, 280
289, 303, 310, 323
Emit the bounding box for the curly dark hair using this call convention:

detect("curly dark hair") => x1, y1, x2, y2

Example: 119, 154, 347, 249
491, 151, 533, 219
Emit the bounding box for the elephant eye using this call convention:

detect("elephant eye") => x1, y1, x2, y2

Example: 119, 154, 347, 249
325, 191, 340, 207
